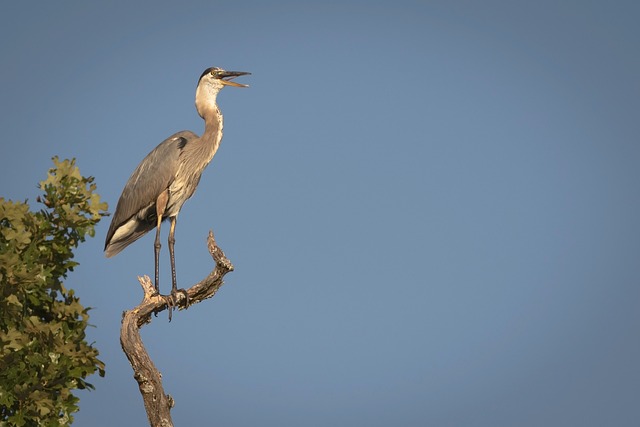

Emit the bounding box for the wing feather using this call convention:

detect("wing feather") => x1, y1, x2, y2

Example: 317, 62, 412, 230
104, 131, 198, 257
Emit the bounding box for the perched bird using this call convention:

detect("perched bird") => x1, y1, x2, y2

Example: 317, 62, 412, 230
104, 66, 250, 305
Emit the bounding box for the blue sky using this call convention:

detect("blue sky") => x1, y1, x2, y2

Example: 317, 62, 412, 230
1, 1, 639, 426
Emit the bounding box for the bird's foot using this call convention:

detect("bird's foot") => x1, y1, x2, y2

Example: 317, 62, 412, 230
163, 288, 190, 322
152, 288, 161, 317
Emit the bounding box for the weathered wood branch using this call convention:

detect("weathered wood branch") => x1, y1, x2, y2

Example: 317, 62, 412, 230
120, 230, 234, 427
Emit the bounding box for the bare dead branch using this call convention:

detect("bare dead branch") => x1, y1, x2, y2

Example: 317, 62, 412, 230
120, 230, 234, 427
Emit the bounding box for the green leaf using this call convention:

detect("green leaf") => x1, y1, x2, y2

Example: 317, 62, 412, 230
1, 157, 109, 426
5, 294, 23, 308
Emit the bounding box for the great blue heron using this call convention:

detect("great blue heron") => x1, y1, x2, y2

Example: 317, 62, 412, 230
104, 66, 250, 306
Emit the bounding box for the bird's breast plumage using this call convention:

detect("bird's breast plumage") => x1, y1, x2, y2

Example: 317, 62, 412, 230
165, 112, 223, 217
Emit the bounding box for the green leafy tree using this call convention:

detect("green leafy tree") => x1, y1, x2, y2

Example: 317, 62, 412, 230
0, 157, 108, 426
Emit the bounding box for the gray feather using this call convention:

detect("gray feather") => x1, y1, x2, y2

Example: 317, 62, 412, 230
104, 130, 199, 257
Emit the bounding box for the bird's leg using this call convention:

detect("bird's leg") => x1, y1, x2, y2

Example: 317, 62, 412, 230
168, 217, 189, 314
168, 216, 178, 293
154, 217, 162, 294
154, 190, 170, 294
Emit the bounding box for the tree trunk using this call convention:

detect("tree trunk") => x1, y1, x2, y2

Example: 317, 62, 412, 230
120, 230, 234, 427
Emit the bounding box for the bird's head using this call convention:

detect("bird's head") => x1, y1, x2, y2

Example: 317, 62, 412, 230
199, 67, 251, 89
195, 67, 250, 117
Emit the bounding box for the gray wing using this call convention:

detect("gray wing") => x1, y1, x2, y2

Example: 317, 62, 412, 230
104, 131, 198, 257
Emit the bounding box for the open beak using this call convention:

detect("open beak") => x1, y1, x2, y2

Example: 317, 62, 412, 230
219, 70, 251, 88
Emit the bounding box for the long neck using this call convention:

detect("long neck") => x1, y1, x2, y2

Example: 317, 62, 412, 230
194, 82, 224, 162
202, 103, 223, 146
196, 104, 223, 167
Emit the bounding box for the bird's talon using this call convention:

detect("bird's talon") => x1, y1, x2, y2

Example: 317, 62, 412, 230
162, 288, 190, 321
163, 294, 177, 321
